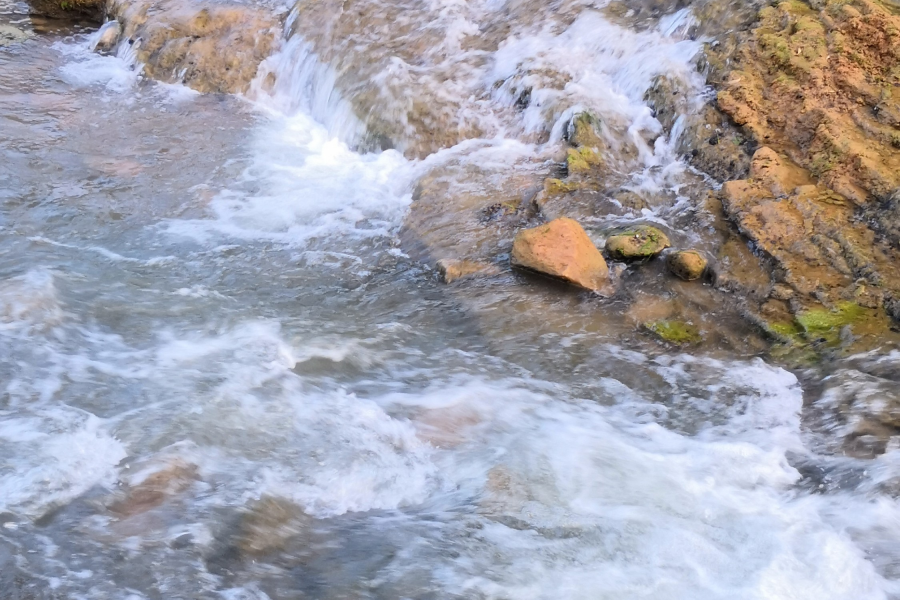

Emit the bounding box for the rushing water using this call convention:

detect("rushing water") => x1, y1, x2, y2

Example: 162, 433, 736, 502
3, 0, 900, 598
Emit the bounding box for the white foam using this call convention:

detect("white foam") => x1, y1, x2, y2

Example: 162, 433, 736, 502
163, 110, 413, 246
0, 269, 65, 334
55, 39, 142, 94
371, 358, 898, 598
0, 408, 126, 518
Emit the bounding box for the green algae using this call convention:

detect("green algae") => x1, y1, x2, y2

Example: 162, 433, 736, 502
566, 112, 604, 148
796, 301, 866, 337
644, 320, 702, 345
566, 147, 602, 175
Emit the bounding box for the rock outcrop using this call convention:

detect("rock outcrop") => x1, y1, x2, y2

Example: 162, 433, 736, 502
713, 0, 900, 205
107, 0, 281, 94
510, 218, 609, 291
722, 147, 900, 330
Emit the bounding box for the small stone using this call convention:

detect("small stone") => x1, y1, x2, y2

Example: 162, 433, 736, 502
435, 259, 499, 283
92, 21, 121, 54
666, 249, 707, 281
605, 225, 670, 261
510, 217, 608, 291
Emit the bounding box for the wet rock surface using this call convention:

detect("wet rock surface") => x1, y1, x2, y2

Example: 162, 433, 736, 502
721, 147, 900, 334
712, 0, 900, 204
510, 217, 609, 291
107, 0, 281, 93
436, 258, 501, 284
91, 19, 120, 53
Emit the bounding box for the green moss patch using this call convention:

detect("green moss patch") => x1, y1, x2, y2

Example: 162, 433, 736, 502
796, 301, 866, 336
643, 320, 702, 345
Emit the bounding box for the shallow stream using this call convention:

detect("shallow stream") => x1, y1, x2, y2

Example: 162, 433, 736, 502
3, 0, 900, 598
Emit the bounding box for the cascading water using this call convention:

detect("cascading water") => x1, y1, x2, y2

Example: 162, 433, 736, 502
2, 0, 900, 597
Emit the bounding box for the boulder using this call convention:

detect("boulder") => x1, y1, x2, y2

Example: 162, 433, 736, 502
510, 217, 608, 291
605, 225, 670, 261
667, 250, 708, 281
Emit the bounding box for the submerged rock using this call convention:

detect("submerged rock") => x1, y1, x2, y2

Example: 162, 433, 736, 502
0, 25, 30, 47
108, 459, 199, 517
812, 369, 900, 458
510, 217, 608, 291
643, 319, 702, 345
667, 250, 708, 281
436, 259, 500, 283
107, 0, 280, 94
236, 496, 312, 557
604, 225, 670, 261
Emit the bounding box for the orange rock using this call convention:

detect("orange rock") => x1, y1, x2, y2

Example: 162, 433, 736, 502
510, 217, 608, 291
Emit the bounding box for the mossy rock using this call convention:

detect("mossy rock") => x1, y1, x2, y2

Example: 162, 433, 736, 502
605, 225, 671, 261
566, 147, 602, 176
643, 320, 702, 345
764, 302, 894, 361
565, 112, 605, 149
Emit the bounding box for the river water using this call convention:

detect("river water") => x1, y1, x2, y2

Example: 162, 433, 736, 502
2, 0, 900, 598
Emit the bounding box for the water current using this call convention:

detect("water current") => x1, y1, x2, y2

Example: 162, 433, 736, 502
2, 0, 900, 597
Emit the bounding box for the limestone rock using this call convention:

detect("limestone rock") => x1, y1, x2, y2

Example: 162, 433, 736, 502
107, 0, 280, 94
436, 259, 500, 284
604, 225, 670, 261
667, 250, 708, 281
713, 0, 900, 203
721, 147, 900, 325
565, 112, 605, 150
510, 217, 608, 291
91, 21, 121, 54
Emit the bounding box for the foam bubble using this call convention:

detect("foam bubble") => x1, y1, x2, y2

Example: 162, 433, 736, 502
0, 408, 126, 518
